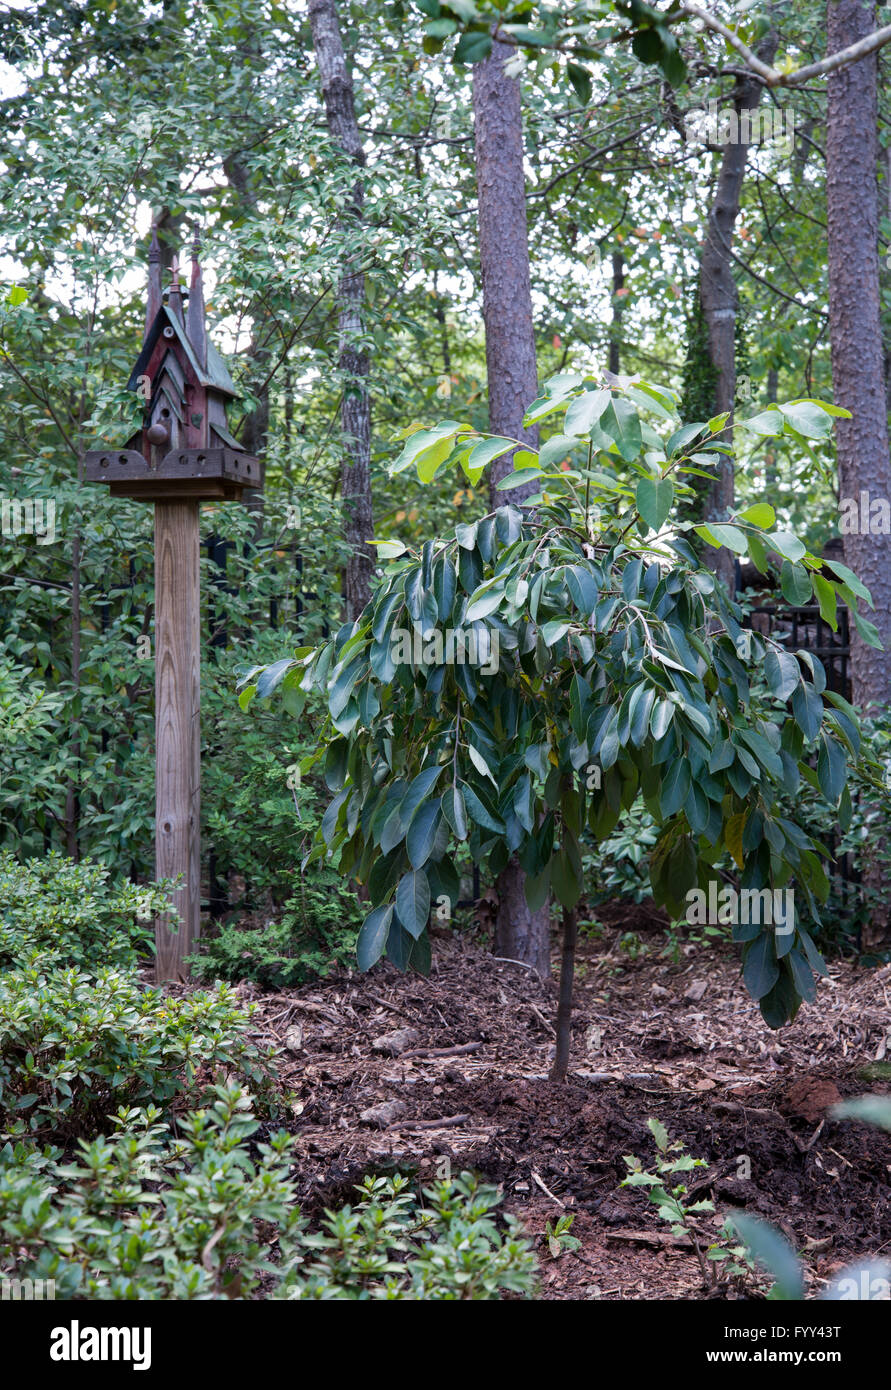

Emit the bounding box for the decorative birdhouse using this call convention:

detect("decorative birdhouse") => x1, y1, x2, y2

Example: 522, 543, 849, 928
85, 227, 263, 501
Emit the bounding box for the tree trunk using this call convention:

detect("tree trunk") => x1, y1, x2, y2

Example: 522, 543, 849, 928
608, 251, 624, 376
473, 38, 550, 976
473, 39, 541, 504
698, 33, 777, 592
826, 0, 891, 949
550, 905, 578, 1083
308, 0, 374, 621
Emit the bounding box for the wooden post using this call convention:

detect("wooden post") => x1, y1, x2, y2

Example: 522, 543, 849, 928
153, 500, 201, 981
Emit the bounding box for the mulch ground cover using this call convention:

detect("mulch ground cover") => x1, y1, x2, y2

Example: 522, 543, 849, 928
221, 909, 891, 1300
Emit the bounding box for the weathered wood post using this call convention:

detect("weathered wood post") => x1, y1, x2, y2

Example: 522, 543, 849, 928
85, 227, 263, 980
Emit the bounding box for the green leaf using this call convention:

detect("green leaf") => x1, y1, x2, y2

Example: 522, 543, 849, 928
401, 765, 443, 822
396, 869, 431, 939
647, 1117, 670, 1153
779, 561, 812, 606
564, 387, 611, 437
739, 408, 784, 436
812, 573, 838, 630
441, 786, 468, 840
465, 579, 504, 621
454, 30, 492, 63
357, 905, 393, 971
567, 60, 592, 105
370, 538, 407, 560
406, 802, 443, 869
778, 401, 834, 438
743, 933, 779, 1001
540, 619, 570, 646
852, 608, 882, 649
792, 683, 823, 740
764, 650, 799, 703
660, 759, 690, 817
736, 503, 776, 528
694, 523, 748, 554
767, 531, 807, 564
822, 558, 871, 604
817, 733, 846, 804
636, 476, 674, 531
466, 435, 517, 474
461, 783, 504, 834
551, 846, 581, 908
467, 743, 496, 784
255, 658, 293, 699
600, 396, 642, 460
496, 467, 542, 491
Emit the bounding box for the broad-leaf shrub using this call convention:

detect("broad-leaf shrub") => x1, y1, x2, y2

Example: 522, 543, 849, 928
249, 374, 875, 1026
0, 852, 170, 971
0, 962, 272, 1139
0, 1085, 536, 1300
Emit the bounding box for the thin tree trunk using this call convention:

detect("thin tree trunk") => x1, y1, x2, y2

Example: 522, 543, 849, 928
223, 159, 269, 524
550, 905, 578, 1083
308, 0, 374, 621
473, 37, 550, 977
698, 31, 777, 591
826, 0, 891, 948
608, 251, 624, 376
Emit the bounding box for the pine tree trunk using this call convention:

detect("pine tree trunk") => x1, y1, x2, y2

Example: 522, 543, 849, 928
826, 0, 891, 949
473, 39, 541, 503
308, 0, 374, 621
473, 38, 551, 977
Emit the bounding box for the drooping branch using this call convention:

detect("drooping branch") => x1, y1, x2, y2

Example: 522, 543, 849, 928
680, 1, 891, 86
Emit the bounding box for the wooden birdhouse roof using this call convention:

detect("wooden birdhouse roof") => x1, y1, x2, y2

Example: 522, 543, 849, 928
127, 302, 237, 397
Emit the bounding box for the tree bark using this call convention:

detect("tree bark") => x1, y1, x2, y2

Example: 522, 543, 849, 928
697, 33, 777, 591
473, 39, 541, 504
549, 905, 578, 1083
473, 38, 551, 977
826, 0, 891, 949
826, 0, 891, 709
308, 0, 374, 621
608, 250, 624, 376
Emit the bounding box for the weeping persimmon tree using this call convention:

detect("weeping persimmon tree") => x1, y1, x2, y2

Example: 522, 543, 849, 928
243, 371, 877, 1082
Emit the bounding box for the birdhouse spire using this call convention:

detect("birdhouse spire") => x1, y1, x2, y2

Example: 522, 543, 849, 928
168, 255, 184, 324
145, 223, 162, 338
186, 226, 208, 371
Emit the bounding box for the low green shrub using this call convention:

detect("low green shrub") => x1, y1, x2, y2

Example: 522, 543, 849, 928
0, 961, 273, 1139
0, 1083, 537, 1301
0, 1084, 301, 1298
191, 867, 362, 988
0, 851, 170, 972
288, 1171, 536, 1300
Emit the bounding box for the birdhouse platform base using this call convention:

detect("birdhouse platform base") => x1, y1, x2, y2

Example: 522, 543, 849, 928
84, 447, 262, 502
